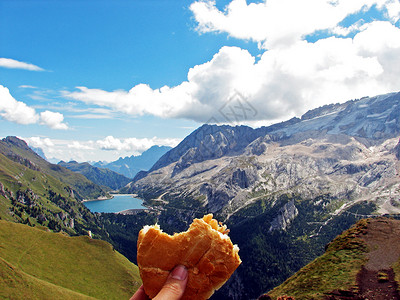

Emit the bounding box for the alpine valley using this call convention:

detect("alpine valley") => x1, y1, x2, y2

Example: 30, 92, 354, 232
1, 91, 400, 299
121, 91, 400, 299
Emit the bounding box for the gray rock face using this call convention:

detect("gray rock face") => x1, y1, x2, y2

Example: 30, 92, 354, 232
231, 168, 257, 189
3, 136, 32, 150
144, 91, 400, 176
269, 200, 299, 232
394, 139, 400, 160
150, 124, 260, 173
128, 91, 400, 217
0, 182, 5, 197
69, 218, 75, 229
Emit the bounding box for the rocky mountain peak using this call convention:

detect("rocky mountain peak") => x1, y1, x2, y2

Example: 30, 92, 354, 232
127, 91, 400, 218
150, 124, 260, 174
3, 136, 31, 151
147, 92, 400, 179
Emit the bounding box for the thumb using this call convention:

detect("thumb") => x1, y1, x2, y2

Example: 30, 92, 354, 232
153, 265, 188, 300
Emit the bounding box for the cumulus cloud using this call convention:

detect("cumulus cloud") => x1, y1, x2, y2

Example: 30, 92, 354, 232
23, 136, 180, 163
25, 136, 55, 148
0, 85, 68, 129
0, 58, 44, 71
39, 111, 69, 130
64, 1, 400, 125
96, 136, 180, 152
0, 85, 39, 124
25, 137, 93, 162
190, 0, 400, 49
68, 141, 94, 150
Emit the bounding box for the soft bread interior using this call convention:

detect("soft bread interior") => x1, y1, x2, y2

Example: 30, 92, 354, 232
137, 214, 241, 300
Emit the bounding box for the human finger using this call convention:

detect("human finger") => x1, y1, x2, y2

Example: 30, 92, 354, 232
153, 265, 188, 300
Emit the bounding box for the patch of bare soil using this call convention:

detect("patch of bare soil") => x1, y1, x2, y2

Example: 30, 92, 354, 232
357, 218, 400, 300
357, 267, 400, 300
325, 217, 400, 300
360, 218, 400, 271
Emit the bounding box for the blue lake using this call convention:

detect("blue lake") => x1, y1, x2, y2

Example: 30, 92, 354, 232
83, 194, 146, 213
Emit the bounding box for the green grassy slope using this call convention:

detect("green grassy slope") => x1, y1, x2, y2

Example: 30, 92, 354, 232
0, 151, 108, 237
58, 160, 131, 191
0, 258, 96, 300
0, 136, 108, 200
0, 220, 141, 299
266, 219, 370, 299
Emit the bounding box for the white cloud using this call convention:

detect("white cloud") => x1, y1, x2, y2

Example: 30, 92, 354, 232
64, 21, 400, 124
19, 85, 38, 89
69, 114, 113, 119
63, 1, 400, 125
23, 136, 180, 163
0, 85, 39, 124
39, 111, 69, 130
64, 46, 263, 123
68, 141, 94, 150
64, 83, 196, 119
384, 0, 400, 21
0, 58, 44, 71
96, 136, 180, 152
189, 0, 399, 49
0, 85, 69, 129
26, 136, 54, 148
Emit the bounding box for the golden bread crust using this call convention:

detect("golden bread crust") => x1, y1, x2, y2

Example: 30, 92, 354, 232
137, 214, 241, 300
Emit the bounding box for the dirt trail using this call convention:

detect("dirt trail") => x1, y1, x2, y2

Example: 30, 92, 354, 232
357, 267, 400, 300
361, 218, 400, 271
325, 218, 400, 300
356, 218, 400, 300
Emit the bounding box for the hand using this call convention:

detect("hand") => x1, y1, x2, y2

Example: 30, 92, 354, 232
130, 265, 188, 300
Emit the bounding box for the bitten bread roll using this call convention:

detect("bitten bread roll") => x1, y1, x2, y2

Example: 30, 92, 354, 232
137, 214, 241, 300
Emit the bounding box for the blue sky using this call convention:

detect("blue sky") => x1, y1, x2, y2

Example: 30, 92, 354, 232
1, 0, 400, 162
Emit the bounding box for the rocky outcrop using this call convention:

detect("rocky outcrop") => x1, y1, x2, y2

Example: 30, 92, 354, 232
201, 184, 232, 213
37, 214, 47, 223
69, 218, 75, 228
16, 189, 39, 205
0, 182, 6, 197
6, 153, 40, 171
231, 168, 258, 189
269, 200, 299, 232
3, 136, 32, 150
394, 139, 400, 160
150, 124, 261, 174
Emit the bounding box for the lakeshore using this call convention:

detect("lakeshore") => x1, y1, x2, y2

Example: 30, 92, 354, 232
117, 208, 152, 215
82, 193, 139, 203
82, 194, 146, 213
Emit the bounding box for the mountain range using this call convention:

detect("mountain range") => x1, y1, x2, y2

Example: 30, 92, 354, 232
0, 136, 110, 236
126, 92, 400, 218
93, 145, 172, 178
120, 91, 400, 299
1, 91, 400, 299
58, 160, 131, 191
